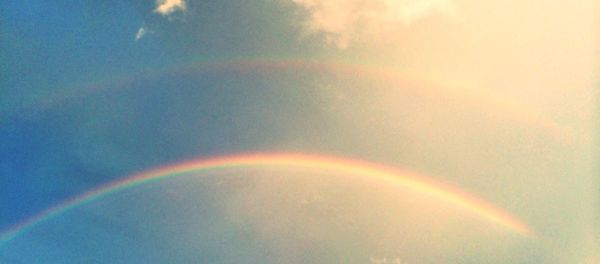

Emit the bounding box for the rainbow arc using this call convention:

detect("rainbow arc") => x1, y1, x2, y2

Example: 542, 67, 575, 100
0, 153, 534, 246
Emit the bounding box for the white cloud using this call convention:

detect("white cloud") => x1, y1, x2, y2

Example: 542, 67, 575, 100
290, 0, 457, 49
137, 0, 185, 40
135, 26, 148, 40
154, 0, 187, 16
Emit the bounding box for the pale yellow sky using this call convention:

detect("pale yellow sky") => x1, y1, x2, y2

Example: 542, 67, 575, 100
292, 0, 598, 124
289, 0, 599, 261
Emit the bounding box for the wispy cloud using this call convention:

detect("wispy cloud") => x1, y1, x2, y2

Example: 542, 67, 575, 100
291, 0, 457, 49
135, 26, 149, 41
154, 0, 187, 16
136, 0, 186, 39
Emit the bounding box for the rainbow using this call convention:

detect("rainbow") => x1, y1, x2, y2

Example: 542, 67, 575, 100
0, 152, 534, 246
3, 57, 574, 143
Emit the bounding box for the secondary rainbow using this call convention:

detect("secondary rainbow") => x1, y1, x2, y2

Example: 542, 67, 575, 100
4, 57, 574, 144
0, 152, 534, 246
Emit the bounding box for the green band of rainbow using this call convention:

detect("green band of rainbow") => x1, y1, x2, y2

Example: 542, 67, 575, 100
4, 57, 574, 143
0, 152, 534, 246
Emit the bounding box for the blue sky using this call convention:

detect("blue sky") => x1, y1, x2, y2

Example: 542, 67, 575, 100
1, 0, 598, 263
0, 0, 312, 227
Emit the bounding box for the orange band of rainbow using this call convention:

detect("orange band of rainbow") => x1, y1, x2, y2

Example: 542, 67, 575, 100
0, 152, 533, 246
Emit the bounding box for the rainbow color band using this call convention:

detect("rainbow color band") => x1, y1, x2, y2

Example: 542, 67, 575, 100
0, 152, 534, 246
4, 58, 574, 143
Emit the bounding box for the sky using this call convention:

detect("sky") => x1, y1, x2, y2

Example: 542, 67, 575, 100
0, 0, 598, 263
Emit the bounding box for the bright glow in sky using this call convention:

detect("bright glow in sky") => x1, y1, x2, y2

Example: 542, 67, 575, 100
154, 0, 187, 16
291, 0, 457, 48
0, 0, 597, 263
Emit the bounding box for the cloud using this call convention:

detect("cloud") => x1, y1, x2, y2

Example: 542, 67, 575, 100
135, 27, 148, 40
137, 0, 185, 40
290, 0, 457, 49
154, 0, 187, 16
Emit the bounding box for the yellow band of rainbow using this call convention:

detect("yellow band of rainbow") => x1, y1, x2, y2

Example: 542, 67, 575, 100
5, 58, 574, 144
0, 152, 533, 246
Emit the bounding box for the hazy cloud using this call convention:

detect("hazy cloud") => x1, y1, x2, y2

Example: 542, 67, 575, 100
135, 26, 148, 40
138, 0, 186, 39
290, 0, 457, 48
154, 0, 187, 16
